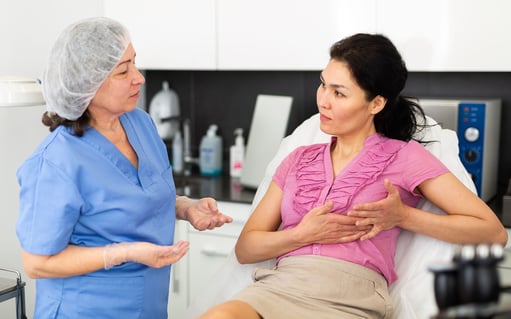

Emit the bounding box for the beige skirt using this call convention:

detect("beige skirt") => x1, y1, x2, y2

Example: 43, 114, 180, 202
233, 255, 393, 319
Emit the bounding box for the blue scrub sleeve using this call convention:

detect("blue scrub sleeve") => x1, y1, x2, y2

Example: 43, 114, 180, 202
16, 155, 83, 255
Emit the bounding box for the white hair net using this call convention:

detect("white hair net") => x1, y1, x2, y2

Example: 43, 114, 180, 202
42, 17, 131, 120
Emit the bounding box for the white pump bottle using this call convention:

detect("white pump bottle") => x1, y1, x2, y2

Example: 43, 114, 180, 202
229, 128, 245, 177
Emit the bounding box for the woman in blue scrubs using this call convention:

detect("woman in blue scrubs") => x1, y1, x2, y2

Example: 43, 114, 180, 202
15, 17, 232, 319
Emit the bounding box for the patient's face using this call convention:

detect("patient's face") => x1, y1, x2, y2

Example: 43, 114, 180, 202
316, 59, 379, 138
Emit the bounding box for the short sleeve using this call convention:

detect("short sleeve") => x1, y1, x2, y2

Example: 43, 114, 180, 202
16, 155, 83, 255
402, 141, 450, 192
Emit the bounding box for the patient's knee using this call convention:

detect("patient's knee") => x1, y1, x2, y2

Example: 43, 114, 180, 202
199, 300, 261, 319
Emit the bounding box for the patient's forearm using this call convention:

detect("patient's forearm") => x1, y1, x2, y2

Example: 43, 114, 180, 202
235, 228, 305, 264
405, 173, 508, 246
402, 206, 508, 246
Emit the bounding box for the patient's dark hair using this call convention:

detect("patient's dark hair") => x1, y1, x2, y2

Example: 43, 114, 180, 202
330, 33, 427, 142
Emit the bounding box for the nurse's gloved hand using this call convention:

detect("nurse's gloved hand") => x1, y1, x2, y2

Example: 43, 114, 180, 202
103, 240, 189, 270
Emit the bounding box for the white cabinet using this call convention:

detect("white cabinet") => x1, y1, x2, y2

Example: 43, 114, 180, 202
221, 0, 511, 71
168, 200, 251, 318
104, 0, 376, 71
106, 0, 511, 71
376, 0, 511, 71
188, 232, 235, 300
104, 0, 217, 70
216, 0, 376, 70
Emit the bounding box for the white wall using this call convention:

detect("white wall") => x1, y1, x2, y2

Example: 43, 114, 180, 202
1, 1, 104, 317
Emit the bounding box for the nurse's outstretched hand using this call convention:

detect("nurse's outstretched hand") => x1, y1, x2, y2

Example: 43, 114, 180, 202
185, 197, 233, 231
104, 241, 189, 269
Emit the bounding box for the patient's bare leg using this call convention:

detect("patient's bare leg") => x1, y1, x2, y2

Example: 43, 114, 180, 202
199, 300, 262, 319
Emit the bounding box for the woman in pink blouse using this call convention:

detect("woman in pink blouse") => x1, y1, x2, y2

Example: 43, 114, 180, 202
199, 33, 507, 319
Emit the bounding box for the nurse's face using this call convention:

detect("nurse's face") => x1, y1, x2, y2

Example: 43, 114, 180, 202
316, 59, 384, 138
89, 43, 145, 118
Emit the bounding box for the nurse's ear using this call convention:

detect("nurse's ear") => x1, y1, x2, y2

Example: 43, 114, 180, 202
369, 95, 387, 115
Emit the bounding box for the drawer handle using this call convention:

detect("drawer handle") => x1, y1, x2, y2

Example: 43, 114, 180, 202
171, 261, 180, 293
200, 247, 230, 257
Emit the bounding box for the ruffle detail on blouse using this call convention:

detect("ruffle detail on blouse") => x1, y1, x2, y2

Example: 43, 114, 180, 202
294, 135, 406, 214
295, 144, 326, 208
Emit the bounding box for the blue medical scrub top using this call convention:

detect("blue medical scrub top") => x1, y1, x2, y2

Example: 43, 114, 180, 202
16, 108, 176, 319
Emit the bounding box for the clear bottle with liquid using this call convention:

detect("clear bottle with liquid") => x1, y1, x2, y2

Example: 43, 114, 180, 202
199, 124, 223, 176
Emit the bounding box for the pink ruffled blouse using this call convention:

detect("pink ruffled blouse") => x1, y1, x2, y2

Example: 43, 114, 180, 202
273, 134, 449, 284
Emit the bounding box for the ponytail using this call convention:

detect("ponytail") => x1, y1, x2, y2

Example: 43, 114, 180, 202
374, 96, 428, 142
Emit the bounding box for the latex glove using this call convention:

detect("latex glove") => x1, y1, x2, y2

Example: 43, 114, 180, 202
186, 197, 233, 231
103, 240, 189, 270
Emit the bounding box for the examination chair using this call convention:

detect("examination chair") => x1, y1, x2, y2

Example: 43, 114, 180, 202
184, 113, 477, 319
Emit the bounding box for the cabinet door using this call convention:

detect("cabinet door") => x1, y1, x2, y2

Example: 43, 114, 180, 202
186, 201, 250, 306
217, 0, 376, 70
104, 0, 216, 70
188, 232, 237, 303
168, 201, 250, 317
376, 0, 511, 71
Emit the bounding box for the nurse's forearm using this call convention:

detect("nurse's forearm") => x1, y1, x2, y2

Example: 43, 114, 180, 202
21, 245, 104, 279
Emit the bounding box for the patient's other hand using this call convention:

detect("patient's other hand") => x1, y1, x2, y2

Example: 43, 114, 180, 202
347, 179, 408, 240
296, 201, 371, 245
